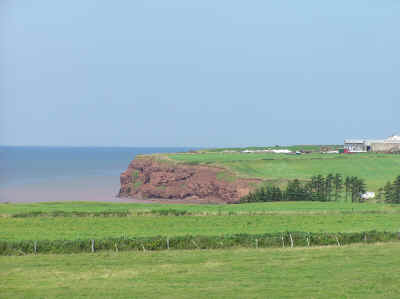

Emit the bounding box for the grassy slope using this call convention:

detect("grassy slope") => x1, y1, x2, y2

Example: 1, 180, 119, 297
1, 243, 400, 298
166, 152, 400, 191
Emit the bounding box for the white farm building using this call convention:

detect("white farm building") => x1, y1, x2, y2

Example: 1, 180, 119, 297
344, 135, 400, 153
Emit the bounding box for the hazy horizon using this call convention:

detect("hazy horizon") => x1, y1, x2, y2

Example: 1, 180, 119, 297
0, 143, 342, 149
1, 1, 399, 147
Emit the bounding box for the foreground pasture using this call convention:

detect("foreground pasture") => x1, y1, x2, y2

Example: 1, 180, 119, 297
1, 243, 399, 298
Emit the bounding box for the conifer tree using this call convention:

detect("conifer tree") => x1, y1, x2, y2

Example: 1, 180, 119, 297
334, 173, 343, 201
376, 187, 384, 203
349, 177, 365, 203
345, 176, 351, 202
384, 181, 394, 203
326, 174, 334, 201
316, 175, 326, 201
393, 176, 400, 204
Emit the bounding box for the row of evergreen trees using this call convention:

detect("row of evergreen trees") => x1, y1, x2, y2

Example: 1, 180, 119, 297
241, 174, 367, 203
377, 176, 400, 204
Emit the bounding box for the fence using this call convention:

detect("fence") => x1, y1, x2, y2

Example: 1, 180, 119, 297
1, 231, 398, 255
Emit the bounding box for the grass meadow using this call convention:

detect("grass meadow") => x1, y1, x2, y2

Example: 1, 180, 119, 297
1, 201, 400, 297
1, 243, 400, 298
166, 152, 400, 191
1, 201, 399, 216
1, 202, 400, 242
2, 212, 400, 241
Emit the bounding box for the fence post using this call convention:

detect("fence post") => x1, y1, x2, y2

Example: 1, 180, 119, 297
289, 233, 294, 248
281, 234, 285, 248
306, 234, 310, 247
114, 243, 118, 253
91, 240, 95, 253
167, 238, 170, 250
255, 239, 258, 249
34, 241, 37, 255
364, 233, 367, 243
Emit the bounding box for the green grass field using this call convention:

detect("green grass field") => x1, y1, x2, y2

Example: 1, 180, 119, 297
1, 243, 400, 298
1, 200, 400, 297
1, 202, 400, 242
3, 213, 400, 241
1, 201, 399, 216
166, 152, 400, 191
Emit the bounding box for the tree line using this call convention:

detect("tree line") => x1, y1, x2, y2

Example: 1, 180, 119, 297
241, 174, 367, 203
376, 176, 400, 204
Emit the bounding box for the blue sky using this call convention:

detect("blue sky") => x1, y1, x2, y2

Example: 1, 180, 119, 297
1, 1, 399, 147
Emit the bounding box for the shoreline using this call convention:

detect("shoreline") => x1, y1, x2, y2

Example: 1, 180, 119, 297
0, 195, 225, 205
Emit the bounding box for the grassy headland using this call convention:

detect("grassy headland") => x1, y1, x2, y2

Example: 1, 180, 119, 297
165, 152, 400, 192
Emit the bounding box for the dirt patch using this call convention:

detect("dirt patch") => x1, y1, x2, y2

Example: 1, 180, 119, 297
118, 157, 260, 203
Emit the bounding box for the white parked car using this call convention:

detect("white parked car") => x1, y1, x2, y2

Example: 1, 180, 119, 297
361, 192, 375, 200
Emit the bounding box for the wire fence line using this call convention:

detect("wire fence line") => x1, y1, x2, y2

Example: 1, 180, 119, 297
1, 231, 399, 255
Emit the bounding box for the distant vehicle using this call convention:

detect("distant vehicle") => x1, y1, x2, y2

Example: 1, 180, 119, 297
361, 192, 375, 200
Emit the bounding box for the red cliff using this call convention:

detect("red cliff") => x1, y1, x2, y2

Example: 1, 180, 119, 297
118, 156, 258, 203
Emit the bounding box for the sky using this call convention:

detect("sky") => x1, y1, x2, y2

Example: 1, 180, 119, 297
1, 0, 399, 147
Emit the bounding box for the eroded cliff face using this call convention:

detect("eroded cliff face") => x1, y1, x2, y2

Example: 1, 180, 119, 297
119, 157, 258, 203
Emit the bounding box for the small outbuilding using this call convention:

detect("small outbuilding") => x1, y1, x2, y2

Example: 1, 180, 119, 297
344, 139, 368, 153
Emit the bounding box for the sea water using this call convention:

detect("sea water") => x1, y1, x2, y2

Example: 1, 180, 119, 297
0, 147, 191, 203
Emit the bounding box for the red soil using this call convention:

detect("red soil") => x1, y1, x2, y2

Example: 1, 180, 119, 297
118, 157, 259, 203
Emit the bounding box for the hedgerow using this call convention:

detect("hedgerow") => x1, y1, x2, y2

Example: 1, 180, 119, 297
0, 231, 397, 255
11, 211, 130, 218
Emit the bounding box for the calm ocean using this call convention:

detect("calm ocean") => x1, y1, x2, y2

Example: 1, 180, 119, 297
0, 147, 192, 203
